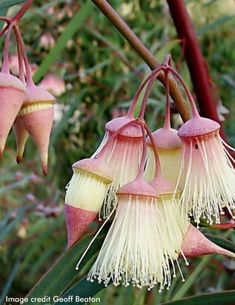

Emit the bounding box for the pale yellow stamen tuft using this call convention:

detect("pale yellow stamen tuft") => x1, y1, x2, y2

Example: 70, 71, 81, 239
65, 168, 111, 212
87, 195, 184, 290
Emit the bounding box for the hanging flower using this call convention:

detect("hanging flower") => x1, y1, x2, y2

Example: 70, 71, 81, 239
92, 115, 143, 218
87, 179, 175, 291
177, 114, 235, 225
18, 84, 55, 175
65, 158, 112, 248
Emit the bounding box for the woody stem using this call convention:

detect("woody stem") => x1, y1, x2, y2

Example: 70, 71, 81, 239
92, 0, 191, 122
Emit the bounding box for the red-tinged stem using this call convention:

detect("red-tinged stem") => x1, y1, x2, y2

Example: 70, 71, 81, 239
167, 0, 219, 123
163, 70, 171, 129
14, 25, 34, 86
166, 66, 199, 117
0, 17, 11, 23
136, 124, 147, 179
16, 31, 25, 82
12, 0, 33, 23
138, 70, 162, 119
144, 122, 161, 178
0, 17, 11, 37
92, 0, 191, 122
128, 65, 163, 117
163, 55, 172, 129
1, 23, 14, 73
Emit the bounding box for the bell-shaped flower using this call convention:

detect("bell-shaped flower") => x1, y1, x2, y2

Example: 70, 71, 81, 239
87, 178, 178, 291
177, 114, 235, 225
65, 158, 112, 248
92, 115, 143, 218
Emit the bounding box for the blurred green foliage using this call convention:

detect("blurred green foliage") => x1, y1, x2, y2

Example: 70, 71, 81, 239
0, 0, 235, 304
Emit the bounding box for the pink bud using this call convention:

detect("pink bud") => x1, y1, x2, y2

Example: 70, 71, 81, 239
182, 224, 235, 258
13, 116, 29, 163
0, 72, 26, 156
19, 84, 55, 175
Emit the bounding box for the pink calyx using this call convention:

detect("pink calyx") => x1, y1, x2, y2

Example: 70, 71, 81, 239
178, 116, 220, 139
182, 224, 235, 258
105, 115, 142, 139
72, 158, 112, 183
64, 204, 97, 248
117, 178, 158, 199
148, 127, 182, 150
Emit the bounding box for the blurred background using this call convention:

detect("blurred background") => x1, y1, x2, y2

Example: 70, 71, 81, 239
0, 0, 235, 303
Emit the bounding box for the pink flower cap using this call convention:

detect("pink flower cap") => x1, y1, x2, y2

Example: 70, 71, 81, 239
178, 116, 220, 139
72, 158, 112, 183
117, 179, 158, 199
148, 127, 182, 149
182, 224, 235, 258
19, 84, 55, 175
13, 116, 29, 163
0, 72, 26, 156
105, 115, 142, 138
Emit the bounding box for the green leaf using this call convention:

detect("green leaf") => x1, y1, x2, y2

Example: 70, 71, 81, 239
162, 290, 235, 305
33, 2, 92, 83
205, 234, 235, 252
171, 256, 211, 300
57, 277, 105, 304
26, 228, 108, 305
0, 0, 25, 15
197, 15, 234, 36
0, 257, 21, 304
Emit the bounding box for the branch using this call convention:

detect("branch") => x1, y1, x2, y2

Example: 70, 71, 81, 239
167, 0, 220, 123
92, 0, 191, 122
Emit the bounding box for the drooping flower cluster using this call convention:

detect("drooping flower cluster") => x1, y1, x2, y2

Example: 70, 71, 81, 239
0, 13, 55, 174
65, 57, 235, 290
